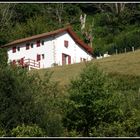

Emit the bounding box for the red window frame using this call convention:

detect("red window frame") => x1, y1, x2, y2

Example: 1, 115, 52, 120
64, 40, 68, 48
36, 40, 40, 47
12, 47, 16, 53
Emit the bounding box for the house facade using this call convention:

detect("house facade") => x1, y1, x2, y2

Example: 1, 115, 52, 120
2, 26, 93, 70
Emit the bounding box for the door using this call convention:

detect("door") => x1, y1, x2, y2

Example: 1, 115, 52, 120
62, 53, 71, 65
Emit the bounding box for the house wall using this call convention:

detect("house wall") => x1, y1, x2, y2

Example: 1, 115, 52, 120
54, 32, 93, 65
7, 31, 93, 69
8, 37, 55, 68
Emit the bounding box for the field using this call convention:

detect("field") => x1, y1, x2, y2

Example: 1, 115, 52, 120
33, 49, 140, 86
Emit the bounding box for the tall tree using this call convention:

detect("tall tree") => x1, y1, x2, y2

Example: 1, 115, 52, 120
0, 3, 16, 32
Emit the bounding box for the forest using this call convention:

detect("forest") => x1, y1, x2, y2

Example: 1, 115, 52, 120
0, 3, 140, 137
1, 3, 140, 56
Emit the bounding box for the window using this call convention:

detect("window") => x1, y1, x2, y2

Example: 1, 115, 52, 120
41, 40, 44, 45
37, 54, 41, 61
26, 43, 30, 50
42, 54, 45, 59
31, 43, 34, 48
36, 40, 40, 47
12, 47, 16, 53
64, 40, 68, 48
17, 47, 20, 51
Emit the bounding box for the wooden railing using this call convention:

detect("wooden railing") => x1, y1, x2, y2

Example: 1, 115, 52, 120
11, 58, 40, 70
24, 59, 40, 69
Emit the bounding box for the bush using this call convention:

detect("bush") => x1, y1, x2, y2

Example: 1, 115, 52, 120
33, 71, 64, 137
63, 63, 124, 136
10, 124, 45, 137
108, 72, 140, 92
0, 128, 6, 137
90, 122, 126, 137
114, 29, 140, 53
0, 66, 41, 132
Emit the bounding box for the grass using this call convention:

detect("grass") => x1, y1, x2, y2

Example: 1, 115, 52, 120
32, 49, 140, 86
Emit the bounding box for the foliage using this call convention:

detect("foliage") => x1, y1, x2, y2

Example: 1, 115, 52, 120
34, 71, 64, 137
90, 122, 126, 137
0, 48, 8, 68
0, 128, 6, 137
0, 67, 39, 132
13, 3, 44, 23
63, 63, 123, 136
1, 3, 140, 137
114, 28, 140, 53
10, 124, 45, 137
108, 72, 140, 92
1, 3, 140, 55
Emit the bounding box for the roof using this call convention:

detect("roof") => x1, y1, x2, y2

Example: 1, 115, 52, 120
1, 26, 93, 55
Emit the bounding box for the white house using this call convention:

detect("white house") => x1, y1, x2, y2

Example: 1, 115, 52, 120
1, 26, 93, 70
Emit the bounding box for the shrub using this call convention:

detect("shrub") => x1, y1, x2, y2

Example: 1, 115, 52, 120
0, 66, 40, 132
63, 63, 123, 136
33, 71, 64, 137
10, 124, 45, 137
0, 128, 6, 137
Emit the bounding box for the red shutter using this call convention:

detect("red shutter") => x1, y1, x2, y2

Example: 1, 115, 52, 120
37, 54, 41, 61
68, 55, 71, 64
12, 47, 16, 53
64, 40, 68, 48
36, 40, 40, 47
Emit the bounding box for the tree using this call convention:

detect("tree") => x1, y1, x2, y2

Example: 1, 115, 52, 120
0, 67, 40, 133
63, 63, 123, 136
34, 71, 64, 137
0, 3, 16, 45
0, 48, 8, 68
0, 3, 16, 32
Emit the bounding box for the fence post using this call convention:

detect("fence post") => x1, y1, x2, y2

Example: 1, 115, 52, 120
39, 62, 40, 68
132, 46, 134, 52
116, 49, 118, 55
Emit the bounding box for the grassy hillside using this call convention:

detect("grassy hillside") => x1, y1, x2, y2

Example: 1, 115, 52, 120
34, 49, 140, 86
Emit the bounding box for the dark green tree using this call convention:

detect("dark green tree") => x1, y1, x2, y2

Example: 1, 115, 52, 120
0, 48, 8, 68
63, 63, 123, 136
0, 67, 40, 134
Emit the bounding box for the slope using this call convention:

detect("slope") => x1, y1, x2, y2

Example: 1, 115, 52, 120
34, 49, 140, 86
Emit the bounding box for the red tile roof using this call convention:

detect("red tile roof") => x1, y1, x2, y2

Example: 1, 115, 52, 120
1, 26, 93, 55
